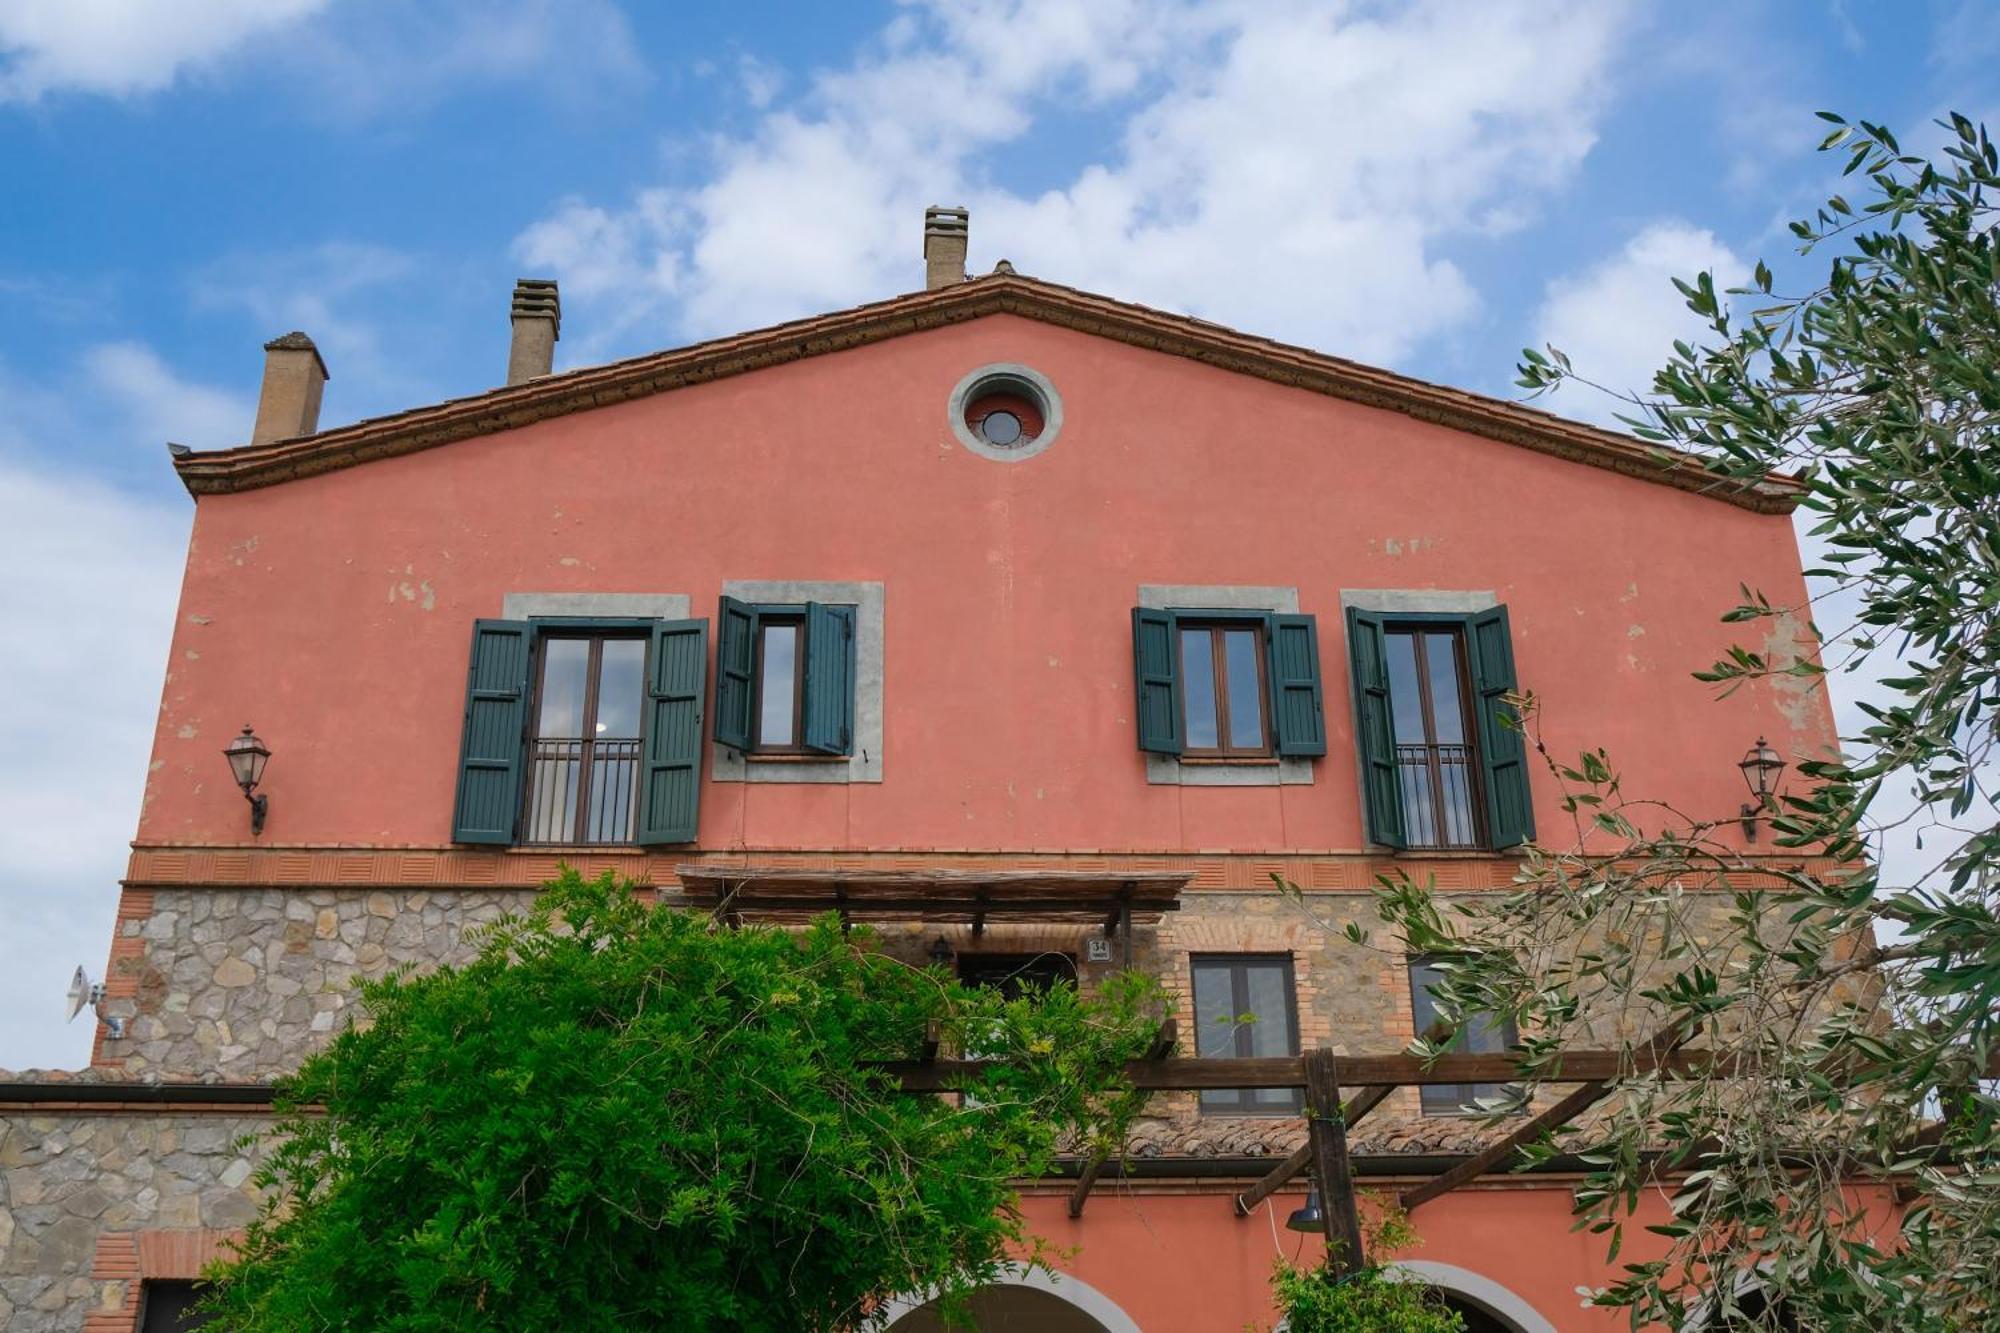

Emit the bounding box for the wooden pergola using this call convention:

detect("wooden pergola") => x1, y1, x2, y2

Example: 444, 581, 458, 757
675, 864, 1186, 964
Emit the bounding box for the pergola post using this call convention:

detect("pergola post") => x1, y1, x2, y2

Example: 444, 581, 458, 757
1304, 1047, 1365, 1276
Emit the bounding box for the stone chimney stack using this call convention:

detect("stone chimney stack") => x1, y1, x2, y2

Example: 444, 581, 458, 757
250, 332, 328, 446
923, 206, 969, 290
507, 278, 561, 385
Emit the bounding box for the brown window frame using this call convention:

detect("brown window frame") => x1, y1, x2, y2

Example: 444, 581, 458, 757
1386, 622, 1489, 849
1176, 617, 1273, 759
749, 611, 810, 754
1190, 952, 1303, 1115
521, 627, 649, 847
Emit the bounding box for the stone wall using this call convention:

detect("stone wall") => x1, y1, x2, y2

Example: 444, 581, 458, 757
0, 1109, 271, 1332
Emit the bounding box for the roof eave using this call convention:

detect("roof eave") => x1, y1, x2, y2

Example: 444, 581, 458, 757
171, 274, 1802, 514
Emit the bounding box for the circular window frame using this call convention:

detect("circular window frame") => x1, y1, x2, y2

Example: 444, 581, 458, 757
948, 363, 1063, 463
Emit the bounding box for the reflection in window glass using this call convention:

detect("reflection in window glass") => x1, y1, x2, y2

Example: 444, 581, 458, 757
1224, 629, 1264, 750
1180, 628, 1219, 749
595, 639, 645, 739
1409, 957, 1518, 1115
1385, 631, 1425, 744
758, 622, 798, 746
1425, 632, 1466, 744
537, 638, 589, 738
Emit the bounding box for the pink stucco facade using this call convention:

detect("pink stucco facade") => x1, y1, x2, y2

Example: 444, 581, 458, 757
138, 312, 1827, 855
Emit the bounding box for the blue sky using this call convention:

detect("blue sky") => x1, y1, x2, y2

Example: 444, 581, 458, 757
2, 0, 1994, 1068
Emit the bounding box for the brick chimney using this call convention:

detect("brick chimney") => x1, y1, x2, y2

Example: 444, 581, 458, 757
923, 206, 969, 290
250, 332, 328, 446
507, 278, 561, 385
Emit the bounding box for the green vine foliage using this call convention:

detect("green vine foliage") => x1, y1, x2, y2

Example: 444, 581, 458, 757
1326, 110, 2000, 1330
198, 870, 1165, 1331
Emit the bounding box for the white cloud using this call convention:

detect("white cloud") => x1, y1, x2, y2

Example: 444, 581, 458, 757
0, 457, 187, 1071
516, 0, 1633, 366
83, 342, 253, 450
0, 0, 329, 102
1529, 220, 1749, 427
0, 0, 641, 114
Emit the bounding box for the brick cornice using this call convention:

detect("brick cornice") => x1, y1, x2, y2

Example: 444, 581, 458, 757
121, 844, 1839, 893
169, 273, 1800, 514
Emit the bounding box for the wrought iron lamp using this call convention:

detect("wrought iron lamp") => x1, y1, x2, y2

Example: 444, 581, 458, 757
1737, 736, 1785, 841
223, 724, 271, 836
929, 935, 954, 967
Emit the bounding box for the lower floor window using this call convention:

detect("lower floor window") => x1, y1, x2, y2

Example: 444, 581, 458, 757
140, 1280, 213, 1331
1408, 956, 1520, 1115
1191, 954, 1302, 1114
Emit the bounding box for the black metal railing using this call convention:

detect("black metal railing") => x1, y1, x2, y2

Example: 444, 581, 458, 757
1395, 742, 1482, 849
521, 738, 640, 845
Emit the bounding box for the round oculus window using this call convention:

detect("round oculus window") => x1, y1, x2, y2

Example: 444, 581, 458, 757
948, 365, 1061, 462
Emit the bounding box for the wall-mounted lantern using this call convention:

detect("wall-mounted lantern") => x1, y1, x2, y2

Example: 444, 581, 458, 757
223, 724, 271, 836
929, 935, 955, 968
1737, 736, 1785, 841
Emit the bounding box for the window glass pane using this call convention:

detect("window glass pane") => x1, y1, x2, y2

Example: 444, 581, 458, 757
758, 623, 798, 745
592, 639, 645, 740
1385, 631, 1426, 743
1191, 961, 1236, 1058
1223, 629, 1265, 749
1241, 963, 1294, 1057
1410, 958, 1513, 1113
141, 1281, 213, 1331
1425, 632, 1467, 744
536, 638, 589, 738
1180, 628, 1219, 749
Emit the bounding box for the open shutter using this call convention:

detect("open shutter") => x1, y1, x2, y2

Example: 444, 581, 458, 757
714, 596, 757, 752
801, 601, 856, 756
1345, 609, 1406, 848
636, 618, 708, 845
1131, 608, 1182, 755
1466, 605, 1534, 849
452, 619, 533, 845
1266, 613, 1326, 757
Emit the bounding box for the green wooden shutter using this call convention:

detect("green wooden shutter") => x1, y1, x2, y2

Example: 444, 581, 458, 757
1345, 609, 1406, 848
801, 601, 856, 756
1466, 605, 1534, 849
1131, 607, 1182, 755
1266, 613, 1326, 757
714, 596, 757, 752
452, 619, 534, 845
637, 618, 708, 845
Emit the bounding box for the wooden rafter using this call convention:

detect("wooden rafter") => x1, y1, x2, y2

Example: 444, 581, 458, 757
1070, 1018, 1180, 1219
1231, 1084, 1392, 1217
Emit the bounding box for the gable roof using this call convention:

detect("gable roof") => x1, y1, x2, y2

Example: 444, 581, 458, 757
170, 271, 1800, 513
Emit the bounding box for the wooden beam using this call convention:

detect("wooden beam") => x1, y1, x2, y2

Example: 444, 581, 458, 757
1233, 1142, 1311, 1217
1069, 1151, 1109, 1218
1400, 1027, 1686, 1212
1229, 1082, 1393, 1217
1304, 1048, 1366, 1277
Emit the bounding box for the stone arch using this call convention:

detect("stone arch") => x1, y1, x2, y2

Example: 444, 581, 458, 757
1384, 1261, 1557, 1333
878, 1263, 1142, 1332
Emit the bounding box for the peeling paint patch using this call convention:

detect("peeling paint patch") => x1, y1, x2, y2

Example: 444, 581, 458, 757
184, 650, 200, 660
558, 556, 581, 567
176, 725, 198, 740
389, 579, 438, 611
1760, 608, 1833, 744
186, 614, 213, 626
226, 536, 260, 567
1369, 535, 1441, 557
1626, 624, 1646, 639
1619, 582, 1640, 604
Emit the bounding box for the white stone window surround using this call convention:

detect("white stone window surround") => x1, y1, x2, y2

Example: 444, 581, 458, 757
501, 592, 692, 621
711, 579, 885, 784
947, 362, 1064, 463
1338, 589, 1500, 851
1139, 583, 1313, 787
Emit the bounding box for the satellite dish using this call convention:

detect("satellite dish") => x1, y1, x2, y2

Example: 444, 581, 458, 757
67, 966, 91, 1022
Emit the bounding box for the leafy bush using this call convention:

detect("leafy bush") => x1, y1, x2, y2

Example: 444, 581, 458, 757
201, 869, 1164, 1331
1272, 1263, 1466, 1333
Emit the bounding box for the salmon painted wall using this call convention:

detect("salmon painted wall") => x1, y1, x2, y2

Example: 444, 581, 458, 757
1014, 1182, 1906, 1332
137, 312, 1829, 853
